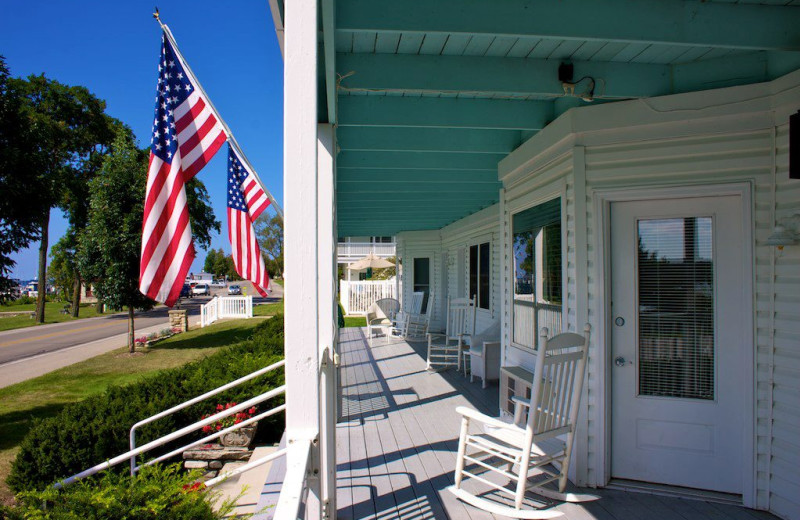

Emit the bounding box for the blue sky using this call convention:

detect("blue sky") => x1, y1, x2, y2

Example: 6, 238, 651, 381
1, 0, 284, 280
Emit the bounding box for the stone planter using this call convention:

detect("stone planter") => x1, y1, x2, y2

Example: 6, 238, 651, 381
220, 424, 257, 448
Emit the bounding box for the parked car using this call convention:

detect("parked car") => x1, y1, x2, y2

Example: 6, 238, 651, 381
227, 285, 242, 295
192, 283, 210, 296
180, 284, 193, 299
209, 279, 226, 288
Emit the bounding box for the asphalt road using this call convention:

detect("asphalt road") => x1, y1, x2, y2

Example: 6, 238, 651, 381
0, 281, 281, 366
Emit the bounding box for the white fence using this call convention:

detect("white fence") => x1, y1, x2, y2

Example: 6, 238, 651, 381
512, 299, 563, 349
201, 295, 254, 327
340, 280, 396, 315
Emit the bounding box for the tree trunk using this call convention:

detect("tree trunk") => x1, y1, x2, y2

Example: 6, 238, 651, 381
96, 299, 103, 314
71, 273, 81, 317
35, 211, 50, 324
128, 306, 135, 354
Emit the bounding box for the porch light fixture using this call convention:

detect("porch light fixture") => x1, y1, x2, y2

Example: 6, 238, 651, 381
766, 213, 800, 249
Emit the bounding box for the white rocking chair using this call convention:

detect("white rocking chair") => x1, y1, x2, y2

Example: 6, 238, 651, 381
448, 324, 597, 519
426, 296, 476, 371
366, 298, 400, 346
404, 293, 433, 340
392, 291, 424, 338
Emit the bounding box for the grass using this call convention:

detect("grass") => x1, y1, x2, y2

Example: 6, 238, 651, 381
0, 317, 268, 506
0, 302, 105, 332
344, 316, 366, 327
254, 300, 284, 316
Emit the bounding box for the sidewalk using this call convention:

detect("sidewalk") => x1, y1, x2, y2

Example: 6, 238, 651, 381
0, 316, 201, 389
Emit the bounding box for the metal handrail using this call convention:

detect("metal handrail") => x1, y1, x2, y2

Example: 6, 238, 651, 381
129, 359, 286, 473
56, 385, 285, 489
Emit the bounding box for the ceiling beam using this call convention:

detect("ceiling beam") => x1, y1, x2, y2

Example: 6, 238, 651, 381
337, 127, 521, 153
338, 151, 503, 170
337, 0, 800, 51
337, 169, 499, 183
337, 95, 552, 130
337, 192, 495, 202
337, 182, 501, 194
337, 53, 670, 99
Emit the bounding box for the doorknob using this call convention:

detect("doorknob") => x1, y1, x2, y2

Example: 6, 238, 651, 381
614, 356, 627, 367
614, 316, 625, 326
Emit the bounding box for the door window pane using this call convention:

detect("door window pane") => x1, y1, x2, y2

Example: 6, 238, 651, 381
468, 242, 491, 310
512, 198, 562, 348
637, 217, 714, 400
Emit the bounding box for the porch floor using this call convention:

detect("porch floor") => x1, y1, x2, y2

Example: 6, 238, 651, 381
335, 327, 777, 520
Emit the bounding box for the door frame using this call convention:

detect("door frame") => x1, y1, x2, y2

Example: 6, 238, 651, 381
591, 182, 755, 507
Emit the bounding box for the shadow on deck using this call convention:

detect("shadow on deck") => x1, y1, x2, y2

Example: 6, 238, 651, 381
334, 327, 777, 520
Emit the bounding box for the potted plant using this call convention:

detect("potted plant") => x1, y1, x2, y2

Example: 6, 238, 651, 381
201, 402, 258, 448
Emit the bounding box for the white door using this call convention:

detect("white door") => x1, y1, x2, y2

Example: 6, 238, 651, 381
610, 195, 748, 494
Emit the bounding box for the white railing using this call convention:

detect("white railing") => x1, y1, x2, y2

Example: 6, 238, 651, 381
512, 299, 563, 349
340, 280, 396, 315
337, 241, 395, 260
201, 295, 253, 327
55, 360, 286, 490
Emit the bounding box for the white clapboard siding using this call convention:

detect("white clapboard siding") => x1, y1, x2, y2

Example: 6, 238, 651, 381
768, 122, 800, 520
494, 70, 800, 517
439, 204, 501, 335
339, 280, 396, 315
395, 231, 443, 329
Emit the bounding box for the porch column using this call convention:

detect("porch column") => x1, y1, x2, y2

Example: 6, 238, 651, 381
317, 123, 337, 518
283, 0, 321, 517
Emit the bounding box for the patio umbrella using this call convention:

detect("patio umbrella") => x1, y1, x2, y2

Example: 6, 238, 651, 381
347, 253, 395, 270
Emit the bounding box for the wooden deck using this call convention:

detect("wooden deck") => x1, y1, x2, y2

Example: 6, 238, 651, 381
334, 327, 777, 520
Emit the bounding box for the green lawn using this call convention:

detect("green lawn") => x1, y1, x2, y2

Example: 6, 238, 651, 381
344, 316, 366, 327
0, 317, 268, 506
254, 300, 284, 316
0, 302, 105, 332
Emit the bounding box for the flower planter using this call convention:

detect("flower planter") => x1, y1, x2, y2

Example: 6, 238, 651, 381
219, 424, 257, 448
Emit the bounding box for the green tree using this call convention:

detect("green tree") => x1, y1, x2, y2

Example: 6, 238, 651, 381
203, 248, 220, 276
49, 231, 82, 313
77, 132, 154, 352
255, 213, 284, 278
5, 70, 117, 321
0, 57, 47, 298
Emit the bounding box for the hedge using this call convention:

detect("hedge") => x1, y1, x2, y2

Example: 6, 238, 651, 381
1, 464, 235, 520
8, 315, 285, 492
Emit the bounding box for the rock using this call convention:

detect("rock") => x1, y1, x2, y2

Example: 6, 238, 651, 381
183, 445, 251, 461
184, 461, 208, 469
209, 461, 223, 470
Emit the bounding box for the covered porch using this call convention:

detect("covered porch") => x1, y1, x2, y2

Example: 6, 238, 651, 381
273, 0, 800, 518
333, 328, 777, 520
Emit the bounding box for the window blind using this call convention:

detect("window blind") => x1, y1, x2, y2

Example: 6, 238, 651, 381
637, 217, 714, 400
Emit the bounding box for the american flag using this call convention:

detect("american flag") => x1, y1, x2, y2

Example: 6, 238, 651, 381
227, 145, 270, 296
139, 33, 227, 306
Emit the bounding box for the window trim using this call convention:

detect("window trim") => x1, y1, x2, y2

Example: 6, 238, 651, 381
508, 193, 567, 353
468, 239, 492, 313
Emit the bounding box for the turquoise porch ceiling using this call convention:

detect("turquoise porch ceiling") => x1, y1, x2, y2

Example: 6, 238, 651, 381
317, 0, 800, 237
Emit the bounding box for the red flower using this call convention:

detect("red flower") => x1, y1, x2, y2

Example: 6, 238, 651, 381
248, 407, 257, 415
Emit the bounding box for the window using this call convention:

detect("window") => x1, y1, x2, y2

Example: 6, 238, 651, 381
469, 242, 491, 310
413, 257, 430, 311
372, 236, 393, 243
512, 197, 562, 348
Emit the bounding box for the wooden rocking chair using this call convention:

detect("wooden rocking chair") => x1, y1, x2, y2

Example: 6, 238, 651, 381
426, 296, 475, 371
402, 292, 433, 340
448, 324, 597, 519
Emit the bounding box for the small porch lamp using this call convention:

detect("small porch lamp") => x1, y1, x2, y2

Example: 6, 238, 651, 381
766, 213, 800, 249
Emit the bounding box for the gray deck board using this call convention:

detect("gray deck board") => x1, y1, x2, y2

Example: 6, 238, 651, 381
333, 327, 780, 520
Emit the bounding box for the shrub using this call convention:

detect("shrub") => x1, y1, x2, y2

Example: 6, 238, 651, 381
1, 464, 234, 520
9, 315, 285, 492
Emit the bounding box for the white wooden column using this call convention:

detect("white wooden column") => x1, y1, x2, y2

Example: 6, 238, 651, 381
317, 124, 337, 519
283, 0, 321, 517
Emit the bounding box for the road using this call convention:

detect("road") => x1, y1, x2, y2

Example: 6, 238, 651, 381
0, 281, 281, 367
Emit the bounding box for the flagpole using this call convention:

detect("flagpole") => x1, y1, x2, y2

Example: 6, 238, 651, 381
153, 9, 284, 220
